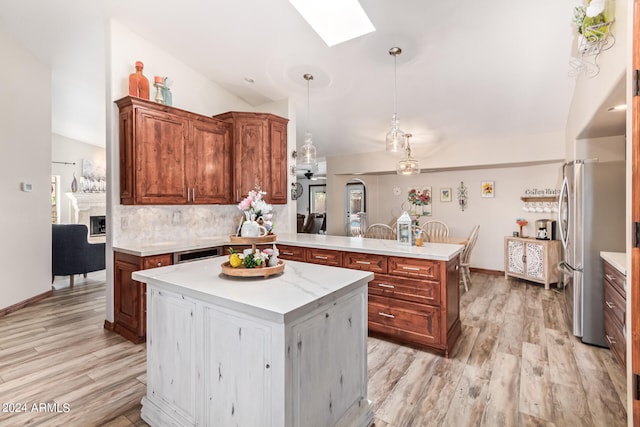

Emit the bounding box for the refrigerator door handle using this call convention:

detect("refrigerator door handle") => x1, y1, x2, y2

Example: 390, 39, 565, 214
558, 175, 569, 249
558, 260, 582, 274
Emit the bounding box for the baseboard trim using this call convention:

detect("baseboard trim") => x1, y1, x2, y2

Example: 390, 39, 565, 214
103, 320, 115, 331
470, 267, 503, 276
0, 290, 54, 319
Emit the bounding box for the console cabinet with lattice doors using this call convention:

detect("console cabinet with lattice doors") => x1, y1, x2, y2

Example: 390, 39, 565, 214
504, 237, 561, 289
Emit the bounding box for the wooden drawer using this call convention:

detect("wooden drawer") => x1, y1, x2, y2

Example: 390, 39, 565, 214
305, 248, 342, 266
143, 254, 173, 269
368, 274, 440, 306
603, 261, 626, 297
388, 257, 439, 280
343, 252, 387, 274
368, 294, 441, 347
604, 310, 626, 367
604, 281, 625, 327
277, 244, 306, 262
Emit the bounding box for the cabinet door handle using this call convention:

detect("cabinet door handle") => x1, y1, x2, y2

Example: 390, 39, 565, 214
356, 260, 371, 265
606, 334, 616, 345
192, 188, 196, 202
157, 262, 162, 267
378, 312, 395, 319
377, 283, 394, 289
605, 300, 615, 309
402, 266, 421, 271
314, 255, 328, 260
187, 188, 190, 202
605, 273, 616, 283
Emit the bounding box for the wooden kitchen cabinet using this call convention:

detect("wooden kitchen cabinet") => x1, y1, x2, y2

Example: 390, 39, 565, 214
274, 243, 461, 357
213, 111, 289, 204
504, 237, 561, 289
603, 259, 626, 367
113, 250, 173, 343
116, 96, 232, 205
366, 255, 460, 356
275, 244, 306, 262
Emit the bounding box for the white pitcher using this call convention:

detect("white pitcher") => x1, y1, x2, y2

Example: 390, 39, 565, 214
240, 213, 268, 237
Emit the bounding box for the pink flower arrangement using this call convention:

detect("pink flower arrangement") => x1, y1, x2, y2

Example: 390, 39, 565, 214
238, 186, 274, 233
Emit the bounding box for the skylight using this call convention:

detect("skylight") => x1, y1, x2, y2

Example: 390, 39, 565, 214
288, 0, 375, 47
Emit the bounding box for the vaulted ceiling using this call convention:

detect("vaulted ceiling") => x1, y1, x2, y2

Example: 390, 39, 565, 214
0, 0, 615, 158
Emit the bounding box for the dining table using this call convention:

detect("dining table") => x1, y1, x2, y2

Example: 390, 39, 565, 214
428, 235, 468, 245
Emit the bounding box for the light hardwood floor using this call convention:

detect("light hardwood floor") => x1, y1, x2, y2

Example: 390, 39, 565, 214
0, 272, 626, 426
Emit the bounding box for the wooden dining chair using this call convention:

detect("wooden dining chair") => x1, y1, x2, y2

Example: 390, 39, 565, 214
364, 223, 396, 240
421, 220, 449, 242
460, 225, 480, 292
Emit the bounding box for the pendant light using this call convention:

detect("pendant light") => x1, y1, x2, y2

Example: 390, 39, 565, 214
386, 47, 405, 153
298, 73, 318, 171
396, 133, 420, 175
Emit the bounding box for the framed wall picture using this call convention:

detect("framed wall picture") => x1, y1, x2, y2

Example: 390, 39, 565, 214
481, 181, 495, 198
407, 187, 432, 216
440, 188, 452, 202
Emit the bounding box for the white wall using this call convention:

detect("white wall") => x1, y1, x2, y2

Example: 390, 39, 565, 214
105, 20, 295, 321
0, 31, 52, 310
565, 0, 627, 157
326, 163, 565, 272
51, 133, 106, 224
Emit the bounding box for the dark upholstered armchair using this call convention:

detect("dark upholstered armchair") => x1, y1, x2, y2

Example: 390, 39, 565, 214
52, 224, 106, 287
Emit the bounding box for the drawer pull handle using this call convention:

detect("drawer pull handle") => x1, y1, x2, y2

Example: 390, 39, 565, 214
315, 255, 328, 259
402, 266, 421, 271
605, 273, 616, 282
605, 300, 615, 309
356, 260, 371, 265
378, 283, 395, 289
606, 334, 616, 345
378, 312, 395, 319
282, 251, 294, 256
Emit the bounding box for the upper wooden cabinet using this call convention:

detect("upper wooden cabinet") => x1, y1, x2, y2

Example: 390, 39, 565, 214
116, 96, 232, 205
213, 111, 289, 204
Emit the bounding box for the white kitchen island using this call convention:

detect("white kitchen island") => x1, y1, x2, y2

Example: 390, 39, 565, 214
132, 257, 374, 427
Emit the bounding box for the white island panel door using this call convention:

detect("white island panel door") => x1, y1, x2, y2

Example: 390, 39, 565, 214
291, 292, 368, 427
203, 307, 273, 426
146, 288, 197, 425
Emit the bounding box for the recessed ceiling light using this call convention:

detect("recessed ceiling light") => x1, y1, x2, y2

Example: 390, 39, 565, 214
607, 104, 626, 112
243, 77, 255, 84
288, 0, 375, 47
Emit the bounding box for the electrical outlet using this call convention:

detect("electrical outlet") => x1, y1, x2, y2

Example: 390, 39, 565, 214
172, 211, 182, 225
121, 217, 128, 231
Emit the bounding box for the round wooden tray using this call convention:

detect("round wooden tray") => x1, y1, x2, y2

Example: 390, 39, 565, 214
229, 234, 277, 244
221, 260, 285, 278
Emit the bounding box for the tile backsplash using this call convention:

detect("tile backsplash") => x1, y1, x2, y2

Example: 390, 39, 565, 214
113, 204, 291, 246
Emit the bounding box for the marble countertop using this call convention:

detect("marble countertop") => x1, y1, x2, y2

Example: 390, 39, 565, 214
132, 257, 373, 323
114, 233, 464, 261
600, 251, 626, 275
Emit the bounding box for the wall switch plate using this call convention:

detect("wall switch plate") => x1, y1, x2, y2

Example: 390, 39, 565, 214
21, 182, 33, 192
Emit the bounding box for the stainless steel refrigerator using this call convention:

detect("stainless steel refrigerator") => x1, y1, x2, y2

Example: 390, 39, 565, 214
558, 160, 625, 347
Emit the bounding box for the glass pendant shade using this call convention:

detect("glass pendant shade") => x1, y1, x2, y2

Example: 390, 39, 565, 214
298, 131, 318, 171
396, 133, 419, 175
396, 157, 420, 175
297, 74, 318, 170
386, 113, 405, 153
385, 47, 404, 153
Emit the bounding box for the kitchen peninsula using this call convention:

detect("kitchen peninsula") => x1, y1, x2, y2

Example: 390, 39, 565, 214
132, 257, 374, 427
114, 233, 463, 355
